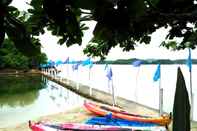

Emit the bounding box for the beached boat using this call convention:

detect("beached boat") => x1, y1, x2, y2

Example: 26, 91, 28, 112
29, 121, 166, 131
86, 115, 159, 127
83, 101, 171, 126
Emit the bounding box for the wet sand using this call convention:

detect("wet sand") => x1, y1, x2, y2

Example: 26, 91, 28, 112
1, 103, 197, 131
0, 107, 92, 131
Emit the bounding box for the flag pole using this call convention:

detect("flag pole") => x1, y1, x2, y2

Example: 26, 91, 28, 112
76, 68, 79, 90
111, 78, 116, 106
135, 67, 140, 102
187, 48, 193, 120
159, 76, 163, 116
107, 79, 111, 93
66, 63, 69, 84
106, 66, 115, 106
132, 60, 143, 102
89, 67, 92, 96
153, 64, 162, 116
189, 68, 193, 120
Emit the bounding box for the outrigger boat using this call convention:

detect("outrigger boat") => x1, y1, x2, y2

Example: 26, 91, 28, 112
83, 101, 171, 126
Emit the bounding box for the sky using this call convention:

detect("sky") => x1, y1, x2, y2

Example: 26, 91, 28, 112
10, 0, 197, 61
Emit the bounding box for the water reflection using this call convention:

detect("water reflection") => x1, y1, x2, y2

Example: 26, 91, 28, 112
0, 90, 38, 107
0, 74, 46, 107
0, 74, 84, 128
47, 82, 72, 108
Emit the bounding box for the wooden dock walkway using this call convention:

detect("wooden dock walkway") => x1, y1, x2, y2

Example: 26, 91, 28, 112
42, 73, 160, 116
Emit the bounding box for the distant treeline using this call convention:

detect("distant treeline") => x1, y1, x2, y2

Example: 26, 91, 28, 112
96, 58, 197, 65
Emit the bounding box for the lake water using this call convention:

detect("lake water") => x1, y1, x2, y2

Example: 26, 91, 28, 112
56, 64, 197, 121
0, 74, 84, 128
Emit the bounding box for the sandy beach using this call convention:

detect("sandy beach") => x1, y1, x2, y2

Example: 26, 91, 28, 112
1, 104, 197, 131
0, 107, 92, 131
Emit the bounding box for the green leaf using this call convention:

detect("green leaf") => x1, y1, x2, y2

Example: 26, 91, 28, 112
0, 16, 5, 46
30, 0, 43, 10
0, 0, 13, 6
126, 0, 146, 17
58, 38, 66, 45
148, 0, 160, 6
81, 25, 89, 30
7, 6, 17, 11
7, 6, 20, 17
140, 35, 151, 44
0, 30, 5, 47
5, 16, 40, 56
93, 22, 113, 41
80, 23, 89, 30
73, 0, 98, 10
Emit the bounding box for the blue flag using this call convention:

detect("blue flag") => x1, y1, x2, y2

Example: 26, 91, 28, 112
55, 60, 63, 66
82, 58, 90, 66
89, 61, 93, 69
82, 58, 93, 69
186, 48, 192, 72
72, 62, 80, 71
106, 67, 113, 80
48, 60, 55, 67
40, 64, 47, 68
63, 57, 69, 64
132, 60, 143, 67
153, 64, 160, 82
104, 64, 108, 70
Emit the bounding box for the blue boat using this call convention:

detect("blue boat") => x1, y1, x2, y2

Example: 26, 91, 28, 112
85, 113, 158, 127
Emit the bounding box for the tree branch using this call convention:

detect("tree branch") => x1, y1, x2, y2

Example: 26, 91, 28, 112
80, 10, 92, 15
157, 12, 197, 22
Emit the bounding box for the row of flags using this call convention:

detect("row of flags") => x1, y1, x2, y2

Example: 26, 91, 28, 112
131, 59, 161, 82
131, 59, 160, 82
42, 48, 192, 82
41, 49, 192, 114
132, 48, 191, 83
105, 63, 160, 82
41, 57, 93, 69
152, 48, 192, 82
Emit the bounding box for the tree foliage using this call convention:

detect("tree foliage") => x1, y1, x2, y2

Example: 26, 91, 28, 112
0, 39, 47, 69
0, 0, 41, 56
1, 0, 197, 59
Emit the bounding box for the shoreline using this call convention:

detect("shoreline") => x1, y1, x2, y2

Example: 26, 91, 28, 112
0, 106, 92, 131
1, 105, 197, 131
0, 69, 40, 75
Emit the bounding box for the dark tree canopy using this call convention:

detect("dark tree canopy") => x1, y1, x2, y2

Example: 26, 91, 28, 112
1, 0, 197, 59
0, 39, 47, 69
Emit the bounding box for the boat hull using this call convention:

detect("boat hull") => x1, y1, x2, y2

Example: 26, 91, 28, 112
83, 101, 171, 126
29, 121, 166, 131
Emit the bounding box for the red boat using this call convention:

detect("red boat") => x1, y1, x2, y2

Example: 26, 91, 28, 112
83, 101, 171, 126
29, 121, 166, 131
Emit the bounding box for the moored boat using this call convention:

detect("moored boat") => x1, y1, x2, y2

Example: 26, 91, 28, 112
83, 101, 171, 126
29, 121, 166, 131
85, 115, 160, 127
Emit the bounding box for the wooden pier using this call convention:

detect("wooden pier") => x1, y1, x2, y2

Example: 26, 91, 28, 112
42, 72, 159, 116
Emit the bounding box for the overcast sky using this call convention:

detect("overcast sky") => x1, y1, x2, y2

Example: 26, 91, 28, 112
11, 0, 197, 61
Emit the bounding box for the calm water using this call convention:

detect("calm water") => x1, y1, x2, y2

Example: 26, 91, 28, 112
57, 64, 197, 121
0, 74, 84, 128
